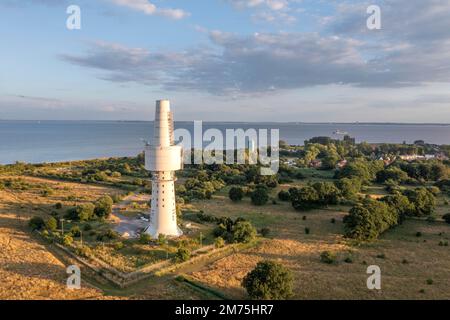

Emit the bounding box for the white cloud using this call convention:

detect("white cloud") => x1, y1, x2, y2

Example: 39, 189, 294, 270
226, 0, 296, 23
108, 0, 189, 19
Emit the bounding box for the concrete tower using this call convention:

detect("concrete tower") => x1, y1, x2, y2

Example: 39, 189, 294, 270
144, 100, 183, 238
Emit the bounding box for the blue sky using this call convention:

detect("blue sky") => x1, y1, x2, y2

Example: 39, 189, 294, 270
1, 0, 450, 122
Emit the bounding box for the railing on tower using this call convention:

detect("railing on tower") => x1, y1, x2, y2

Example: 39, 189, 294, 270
168, 111, 174, 145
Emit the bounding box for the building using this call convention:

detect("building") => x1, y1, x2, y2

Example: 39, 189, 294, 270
143, 100, 183, 238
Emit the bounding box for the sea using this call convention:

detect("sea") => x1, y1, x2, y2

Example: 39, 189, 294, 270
0, 120, 449, 165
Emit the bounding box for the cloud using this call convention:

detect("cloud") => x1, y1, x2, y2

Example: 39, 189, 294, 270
108, 0, 189, 19
226, 0, 296, 23
60, 1, 450, 96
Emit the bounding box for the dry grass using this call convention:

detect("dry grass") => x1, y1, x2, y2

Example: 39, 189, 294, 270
188, 188, 450, 300
0, 176, 119, 300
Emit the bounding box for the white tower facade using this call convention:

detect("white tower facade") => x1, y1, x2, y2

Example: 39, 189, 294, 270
144, 100, 183, 238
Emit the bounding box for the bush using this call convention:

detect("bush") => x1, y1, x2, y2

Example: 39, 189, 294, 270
62, 235, 73, 246
94, 195, 114, 219
242, 260, 293, 300
70, 225, 81, 237
251, 187, 269, 206
54, 202, 63, 210
75, 245, 92, 258
304, 227, 310, 235
66, 203, 95, 221
45, 217, 58, 232
29, 216, 45, 231
83, 223, 92, 231
175, 247, 191, 262
157, 233, 167, 245
232, 221, 257, 243
260, 227, 271, 237
139, 233, 152, 244
214, 237, 225, 249
442, 213, 450, 224
229, 187, 244, 202
114, 242, 124, 250
97, 229, 119, 241
277, 190, 291, 202
320, 251, 336, 264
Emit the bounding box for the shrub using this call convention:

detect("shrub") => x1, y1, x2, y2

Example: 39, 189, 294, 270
229, 187, 244, 202
29, 216, 45, 231
45, 217, 58, 232
157, 233, 167, 245
232, 221, 257, 243
114, 242, 124, 250
62, 235, 73, 246
242, 260, 293, 300
260, 227, 271, 237
54, 202, 63, 210
66, 203, 95, 221
175, 247, 191, 262
75, 245, 92, 258
97, 229, 119, 241
277, 190, 291, 202
320, 251, 336, 264
344, 257, 353, 263
214, 237, 225, 249
442, 213, 450, 224
304, 227, 310, 235
83, 223, 92, 231
70, 225, 81, 237
251, 187, 269, 206
139, 233, 152, 244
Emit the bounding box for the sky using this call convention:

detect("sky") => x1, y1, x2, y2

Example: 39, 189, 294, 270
1, 0, 450, 122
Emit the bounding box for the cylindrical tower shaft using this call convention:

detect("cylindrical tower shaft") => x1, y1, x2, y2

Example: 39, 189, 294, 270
144, 100, 183, 238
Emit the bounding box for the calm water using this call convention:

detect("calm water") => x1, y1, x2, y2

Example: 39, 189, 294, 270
0, 120, 449, 164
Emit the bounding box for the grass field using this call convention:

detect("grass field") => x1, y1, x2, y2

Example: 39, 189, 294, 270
1, 173, 449, 300
187, 184, 450, 300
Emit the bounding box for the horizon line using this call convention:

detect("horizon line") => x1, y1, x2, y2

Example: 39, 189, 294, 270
1, 119, 450, 126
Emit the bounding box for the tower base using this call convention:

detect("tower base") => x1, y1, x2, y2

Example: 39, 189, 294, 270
143, 223, 183, 239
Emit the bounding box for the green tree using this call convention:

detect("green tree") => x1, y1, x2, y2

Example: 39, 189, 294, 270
290, 186, 319, 211
229, 187, 244, 202
312, 182, 340, 205
242, 260, 293, 300
335, 178, 361, 201
232, 221, 257, 243
404, 188, 436, 217
251, 187, 269, 206
343, 199, 399, 241
29, 216, 45, 231
376, 167, 409, 183
94, 195, 114, 219
45, 217, 58, 232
